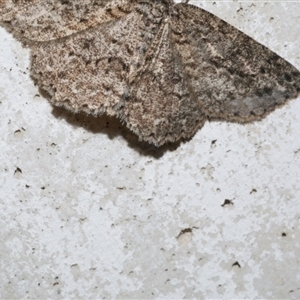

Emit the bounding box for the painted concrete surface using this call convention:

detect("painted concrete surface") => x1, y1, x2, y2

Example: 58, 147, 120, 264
0, 1, 300, 299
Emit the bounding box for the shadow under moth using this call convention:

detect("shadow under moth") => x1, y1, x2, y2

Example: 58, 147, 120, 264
1, 0, 299, 146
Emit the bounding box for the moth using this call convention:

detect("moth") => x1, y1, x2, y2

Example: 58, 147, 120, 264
1, 0, 299, 146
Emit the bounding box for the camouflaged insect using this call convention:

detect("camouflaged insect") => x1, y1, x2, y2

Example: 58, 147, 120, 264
1, 0, 300, 146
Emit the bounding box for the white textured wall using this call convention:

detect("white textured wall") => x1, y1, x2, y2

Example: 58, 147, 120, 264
0, 1, 300, 299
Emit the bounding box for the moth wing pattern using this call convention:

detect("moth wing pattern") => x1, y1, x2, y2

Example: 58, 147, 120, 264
124, 2, 300, 144
172, 3, 300, 123
29, 4, 160, 117
0, 0, 299, 146
123, 19, 206, 145
0, 0, 134, 41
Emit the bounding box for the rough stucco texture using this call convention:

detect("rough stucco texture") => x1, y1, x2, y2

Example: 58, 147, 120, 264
0, 1, 300, 299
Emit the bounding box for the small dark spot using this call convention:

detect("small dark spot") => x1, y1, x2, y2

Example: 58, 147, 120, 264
176, 228, 195, 244
121, 62, 128, 71
83, 40, 93, 49
250, 188, 257, 194
103, 84, 110, 91
211, 139, 217, 145
14, 167, 22, 175
125, 44, 133, 55
232, 261, 241, 268
58, 71, 66, 78
256, 90, 263, 97
263, 87, 272, 95
79, 18, 88, 23
284, 73, 292, 82
221, 199, 233, 207
177, 228, 192, 239
41, 186, 45, 190
260, 67, 266, 74
85, 59, 91, 65
282, 232, 287, 237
